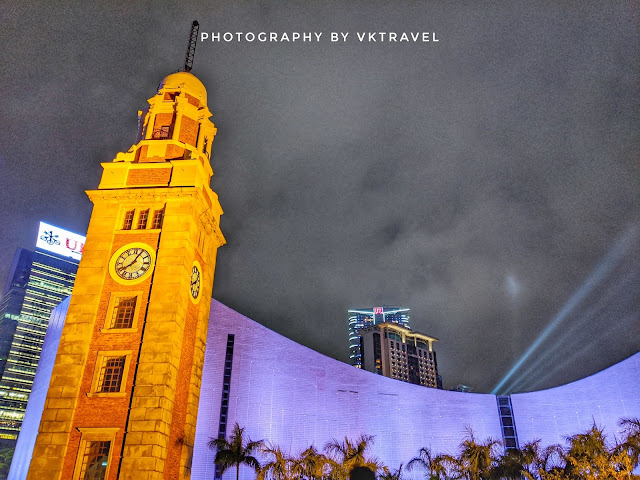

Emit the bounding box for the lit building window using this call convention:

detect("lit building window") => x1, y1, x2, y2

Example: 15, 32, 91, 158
152, 207, 165, 229
122, 210, 134, 230
137, 209, 149, 229
110, 297, 137, 329
98, 357, 126, 393
78, 440, 110, 480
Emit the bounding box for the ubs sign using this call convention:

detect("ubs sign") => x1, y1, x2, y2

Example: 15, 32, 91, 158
35, 222, 86, 262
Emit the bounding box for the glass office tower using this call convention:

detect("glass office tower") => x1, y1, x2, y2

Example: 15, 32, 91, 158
0, 222, 83, 441
347, 306, 410, 368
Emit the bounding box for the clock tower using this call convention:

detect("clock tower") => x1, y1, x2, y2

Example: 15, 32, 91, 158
27, 71, 224, 479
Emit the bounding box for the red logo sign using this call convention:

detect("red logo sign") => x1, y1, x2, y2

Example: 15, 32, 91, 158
66, 238, 84, 253
373, 307, 383, 314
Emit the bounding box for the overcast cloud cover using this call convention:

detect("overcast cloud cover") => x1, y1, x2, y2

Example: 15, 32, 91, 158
0, 1, 638, 393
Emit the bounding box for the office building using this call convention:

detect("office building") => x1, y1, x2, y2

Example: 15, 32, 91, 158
360, 322, 440, 388
348, 306, 410, 368
0, 222, 83, 441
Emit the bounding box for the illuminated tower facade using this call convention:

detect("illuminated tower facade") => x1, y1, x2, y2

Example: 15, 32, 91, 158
27, 71, 224, 479
348, 306, 410, 368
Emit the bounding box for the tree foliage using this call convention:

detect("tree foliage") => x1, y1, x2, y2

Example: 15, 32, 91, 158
208, 423, 264, 480
402, 419, 640, 480
324, 434, 382, 480
210, 419, 640, 480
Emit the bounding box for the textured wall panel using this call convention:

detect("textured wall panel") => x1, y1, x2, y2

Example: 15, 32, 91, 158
511, 353, 640, 449
192, 301, 504, 480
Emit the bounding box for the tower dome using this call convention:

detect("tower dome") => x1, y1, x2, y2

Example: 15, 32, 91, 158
158, 71, 207, 105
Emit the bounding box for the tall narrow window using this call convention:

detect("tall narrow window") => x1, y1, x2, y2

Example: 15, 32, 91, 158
78, 440, 110, 480
137, 209, 149, 229
98, 356, 126, 393
122, 210, 134, 230
215, 335, 235, 479
110, 297, 137, 329
152, 207, 165, 229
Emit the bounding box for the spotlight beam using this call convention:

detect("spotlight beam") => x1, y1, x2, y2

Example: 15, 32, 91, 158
526, 310, 640, 391
491, 224, 638, 395
501, 269, 639, 393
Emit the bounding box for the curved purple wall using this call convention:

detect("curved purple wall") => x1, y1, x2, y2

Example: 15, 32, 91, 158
192, 301, 503, 479
511, 353, 640, 449
192, 301, 640, 480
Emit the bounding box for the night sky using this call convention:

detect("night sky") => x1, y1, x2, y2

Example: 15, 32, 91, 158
1, 2, 638, 393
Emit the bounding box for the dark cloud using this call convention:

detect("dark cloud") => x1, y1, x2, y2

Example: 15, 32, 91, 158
1, 1, 638, 393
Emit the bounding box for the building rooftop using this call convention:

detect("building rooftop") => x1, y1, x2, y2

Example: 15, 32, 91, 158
359, 321, 439, 344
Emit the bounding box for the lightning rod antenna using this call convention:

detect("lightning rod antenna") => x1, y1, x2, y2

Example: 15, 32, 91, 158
184, 21, 199, 72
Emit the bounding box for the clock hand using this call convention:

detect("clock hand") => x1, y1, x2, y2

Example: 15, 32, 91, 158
123, 251, 143, 269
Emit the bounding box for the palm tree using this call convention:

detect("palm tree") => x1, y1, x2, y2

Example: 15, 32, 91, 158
490, 449, 523, 480
535, 444, 567, 480
561, 423, 606, 479
559, 422, 638, 480
324, 434, 381, 480
292, 445, 330, 480
208, 423, 263, 480
406, 447, 450, 480
379, 463, 403, 480
518, 441, 544, 479
619, 417, 640, 469
454, 429, 501, 480
259, 444, 293, 480
491, 441, 542, 480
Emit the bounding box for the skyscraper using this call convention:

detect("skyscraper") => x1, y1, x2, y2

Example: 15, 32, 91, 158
27, 69, 225, 480
359, 322, 440, 388
0, 222, 84, 442
347, 306, 410, 368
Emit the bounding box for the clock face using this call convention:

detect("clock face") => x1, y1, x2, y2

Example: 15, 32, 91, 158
190, 265, 201, 300
114, 247, 152, 280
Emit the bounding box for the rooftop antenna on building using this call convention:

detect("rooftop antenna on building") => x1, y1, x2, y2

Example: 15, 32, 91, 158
184, 20, 199, 72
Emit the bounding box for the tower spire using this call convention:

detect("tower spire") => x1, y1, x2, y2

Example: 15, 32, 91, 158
184, 20, 199, 72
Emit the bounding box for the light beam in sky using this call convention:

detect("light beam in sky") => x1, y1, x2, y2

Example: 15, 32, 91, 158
491, 223, 638, 395
502, 268, 640, 393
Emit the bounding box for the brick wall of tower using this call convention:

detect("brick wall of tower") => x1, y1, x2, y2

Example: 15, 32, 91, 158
154, 113, 174, 133
116, 194, 218, 479
164, 257, 201, 478
26, 199, 122, 479
179, 116, 199, 146
166, 144, 186, 159
180, 249, 218, 477
185, 94, 200, 107
59, 231, 159, 479
127, 168, 172, 186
